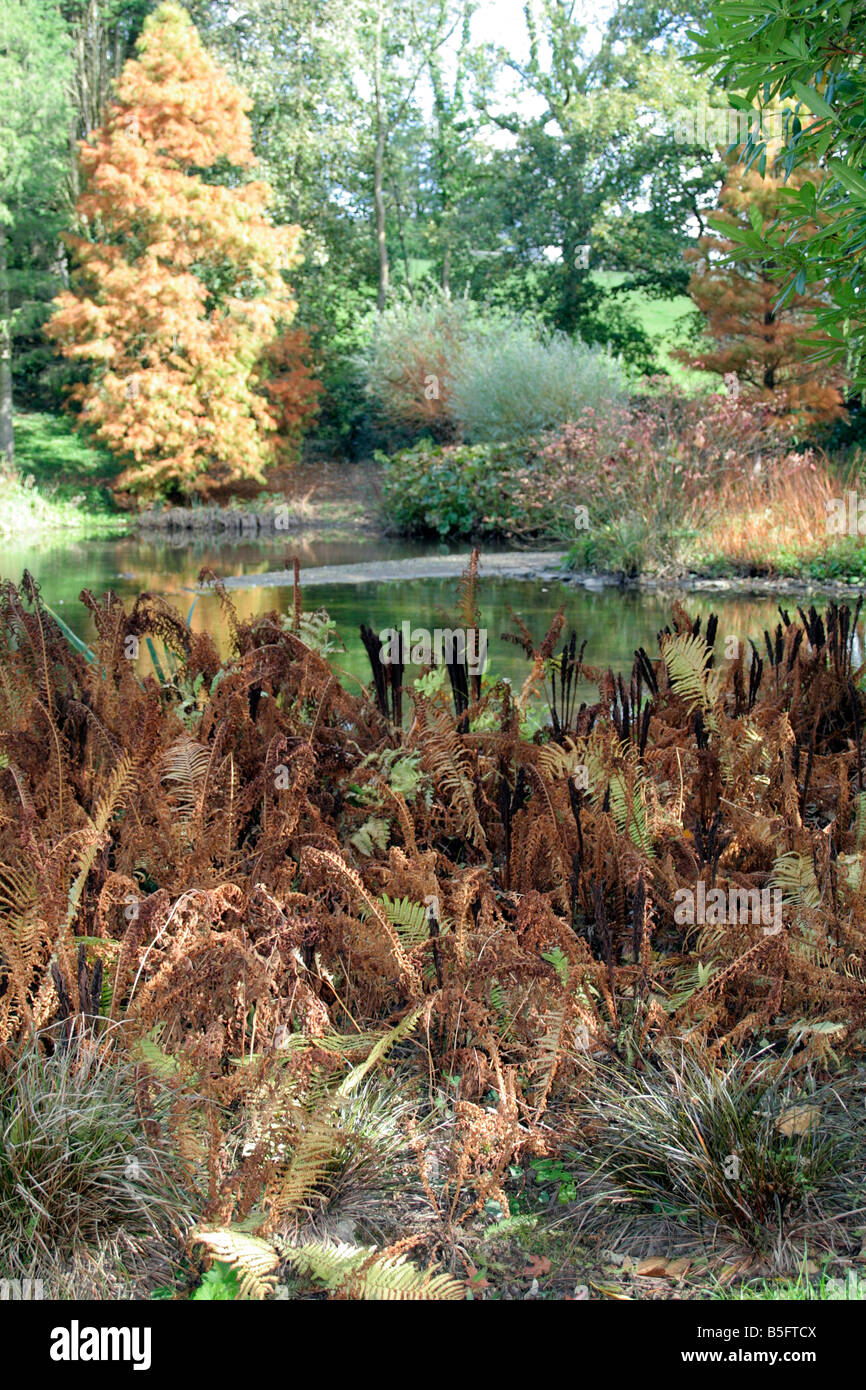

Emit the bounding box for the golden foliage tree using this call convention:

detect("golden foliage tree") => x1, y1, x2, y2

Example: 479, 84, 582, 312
47, 2, 319, 499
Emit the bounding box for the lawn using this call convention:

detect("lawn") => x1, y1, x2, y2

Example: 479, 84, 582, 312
593, 270, 716, 391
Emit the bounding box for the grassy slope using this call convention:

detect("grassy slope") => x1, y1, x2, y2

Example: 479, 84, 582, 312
1, 413, 127, 540
13, 411, 122, 508
592, 270, 716, 392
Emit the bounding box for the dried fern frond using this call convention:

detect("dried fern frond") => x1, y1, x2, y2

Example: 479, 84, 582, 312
161, 738, 212, 823
192, 1229, 280, 1299
411, 701, 489, 858
266, 1109, 345, 1221
63, 754, 136, 937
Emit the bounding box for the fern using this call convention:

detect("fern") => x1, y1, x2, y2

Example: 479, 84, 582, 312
338, 1008, 422, 1097
192, 1230, 280, 1300
349, 815, 390, 856
161, 738, 212, 823
280, 1239, 465, 1300
377, 894, 430, 946
414, 702, 488, 857
583, 741, 654, 858
267, 1108, 345, 1219
193, 1227, 465, 1300
62, 754, 137, 940
770, 851, 821, 909
541, 947, 570, 987
662, 631, 721, 728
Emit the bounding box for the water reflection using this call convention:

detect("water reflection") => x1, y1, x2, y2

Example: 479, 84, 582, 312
1, 529, 843, 694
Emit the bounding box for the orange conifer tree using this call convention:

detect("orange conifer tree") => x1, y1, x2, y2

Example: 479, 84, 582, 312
677, 158, 844, 430
47, 3, 319, 499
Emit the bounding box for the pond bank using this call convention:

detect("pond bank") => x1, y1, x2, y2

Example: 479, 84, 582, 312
209, 549, 566, 590
209, 549, 866, 601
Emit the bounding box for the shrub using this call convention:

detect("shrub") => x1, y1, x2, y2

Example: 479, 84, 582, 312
377, 389, 759, 551
260, 327, 323, 462
378, 440, 525, 538
564, 1051, 866, 1271
448, 320, 628, 443
0, 1029, 193, 1294
358, 290, 487, 442
359, 294, 628, 448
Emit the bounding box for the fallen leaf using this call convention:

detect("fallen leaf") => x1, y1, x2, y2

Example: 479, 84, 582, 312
665, 1258, 692, 1278
636, 1256, 669, 1278
589, 1281, 633, 1300
776, 1104, 821, 1136
464, 1262, 489, 1290
523, 1255, 551, 1278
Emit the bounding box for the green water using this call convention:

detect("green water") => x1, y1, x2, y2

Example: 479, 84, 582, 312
0, 528, 830, 694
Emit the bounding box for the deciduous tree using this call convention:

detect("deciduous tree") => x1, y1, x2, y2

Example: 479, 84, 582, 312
47, 2, 318, 498
677, 157, 844, 428
0, 0, 72, 468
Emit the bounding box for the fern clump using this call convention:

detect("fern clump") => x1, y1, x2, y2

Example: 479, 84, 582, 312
194, 1228, 464, 1300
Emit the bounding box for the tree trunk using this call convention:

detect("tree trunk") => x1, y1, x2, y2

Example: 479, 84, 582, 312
763, 307, 776, 390
373, 3, 389, 312
442, 243, 451, 294
0, 234, 14, 472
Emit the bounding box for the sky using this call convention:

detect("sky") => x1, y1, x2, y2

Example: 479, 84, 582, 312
470, 0, 616, 63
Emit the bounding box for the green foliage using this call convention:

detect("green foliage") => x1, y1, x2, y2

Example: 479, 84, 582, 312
0, 0, 73, 464
530, 1157, 577, 1205
293, 610, 343, 659
716, 1263, 866, 1301
693, 0, 866, 386
190, 1259, 241, 1300
378, 438, 559, 539
12, 412, 121, 506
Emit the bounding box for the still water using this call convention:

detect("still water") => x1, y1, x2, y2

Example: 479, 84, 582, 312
0, 528, 842, 696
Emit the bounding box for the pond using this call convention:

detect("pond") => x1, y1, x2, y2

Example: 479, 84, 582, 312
0, 527, 847, 699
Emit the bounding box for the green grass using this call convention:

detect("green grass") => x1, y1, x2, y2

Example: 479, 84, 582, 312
13, 411, 122, 509
0, 412, 127, 541
592, 271, 716, 392
713, 1262, 866, 1300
